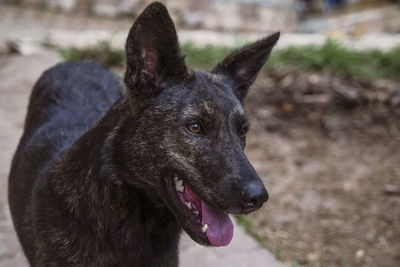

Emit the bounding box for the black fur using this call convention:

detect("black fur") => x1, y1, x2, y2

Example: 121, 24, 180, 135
8, 2, 279, 266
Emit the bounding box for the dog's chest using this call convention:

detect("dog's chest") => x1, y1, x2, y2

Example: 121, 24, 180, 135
108, 205, 181, 266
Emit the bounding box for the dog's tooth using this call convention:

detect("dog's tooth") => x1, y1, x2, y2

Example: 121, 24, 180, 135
174, 176, 184, 192
185, 202, 192, 209
174, 176, 182, 184
175, 183, 184, 193
202, 224, 208, 233
193, 210, 199, 216
177, 179, 183, 187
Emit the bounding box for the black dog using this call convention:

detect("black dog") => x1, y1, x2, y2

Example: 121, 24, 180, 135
8, 2, 279, 266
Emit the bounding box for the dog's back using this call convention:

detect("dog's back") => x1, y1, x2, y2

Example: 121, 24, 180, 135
8, 61, 123, 261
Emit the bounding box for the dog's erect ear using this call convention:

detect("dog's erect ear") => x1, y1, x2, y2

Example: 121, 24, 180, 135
212, 32, 280, 102
124, 2, 187, 109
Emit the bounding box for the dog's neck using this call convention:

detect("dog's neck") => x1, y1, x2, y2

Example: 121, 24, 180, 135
49, 98, 181, 266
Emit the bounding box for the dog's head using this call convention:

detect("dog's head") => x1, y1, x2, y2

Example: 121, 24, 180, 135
122, 2, 279, 247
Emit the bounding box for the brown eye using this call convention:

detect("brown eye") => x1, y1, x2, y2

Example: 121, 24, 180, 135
187, 123, 201, 134
238, 124, 249, 138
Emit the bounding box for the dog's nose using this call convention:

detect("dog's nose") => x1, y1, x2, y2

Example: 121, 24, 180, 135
241, 182, 269, 211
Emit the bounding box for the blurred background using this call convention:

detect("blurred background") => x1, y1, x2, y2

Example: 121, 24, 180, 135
0, 0, 399, 267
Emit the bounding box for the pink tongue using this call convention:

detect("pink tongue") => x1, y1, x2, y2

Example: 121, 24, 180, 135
201, 200, 234, 247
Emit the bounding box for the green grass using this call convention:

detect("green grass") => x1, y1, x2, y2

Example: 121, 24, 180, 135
59, 41, 125, 68
274, 240, 283, 261
60, 40, 400, 81
267, 40, 400, 81
182, 40, 400, 81
181, 42, 231, 70
340, 256, 350, 267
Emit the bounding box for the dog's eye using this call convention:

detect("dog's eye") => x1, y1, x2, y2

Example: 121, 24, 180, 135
187, 123, 202, 134
238, 125, 249, 138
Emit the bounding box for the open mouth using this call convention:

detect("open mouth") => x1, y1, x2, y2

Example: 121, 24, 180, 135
164, 175, 234, 247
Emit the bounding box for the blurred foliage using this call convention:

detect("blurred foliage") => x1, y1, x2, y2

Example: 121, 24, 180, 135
60, 40, 400, 81
183, 40, 400, 81
181, 42, 231, 70
267, 40, 400, 81
59, 41, 125, 68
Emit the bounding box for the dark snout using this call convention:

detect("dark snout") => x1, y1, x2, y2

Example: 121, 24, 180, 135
231, 151, 269, 214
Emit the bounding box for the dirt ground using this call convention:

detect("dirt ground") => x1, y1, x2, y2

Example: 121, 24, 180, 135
244, 69, 400, 266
